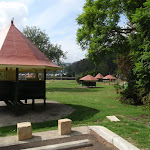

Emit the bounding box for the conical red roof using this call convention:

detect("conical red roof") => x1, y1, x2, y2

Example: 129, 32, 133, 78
95, 73, 104, 79
103, 74, 116, 80
0, 21, 61, 71
80, 75, 98, 81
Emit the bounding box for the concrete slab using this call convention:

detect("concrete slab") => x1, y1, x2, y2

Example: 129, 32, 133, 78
89, 126, 140, 150
106, 116, 120, 122
21, 139, 91, 150
0, 126, 89, 148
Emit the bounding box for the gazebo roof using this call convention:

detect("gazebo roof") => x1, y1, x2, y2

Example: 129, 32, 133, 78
80, 75, 98, 81
0, 20, 61, 71
95, 73, 104, 79
103, 74, 116, 80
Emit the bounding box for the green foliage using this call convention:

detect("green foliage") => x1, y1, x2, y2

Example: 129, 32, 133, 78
67, 54, 117, 76
76, 0, 150, 106
76, 74, 84, 84
131, 1, 150, 93
23, 26, 66, 64
142, 93, 150, 109
114, 83, 123, 94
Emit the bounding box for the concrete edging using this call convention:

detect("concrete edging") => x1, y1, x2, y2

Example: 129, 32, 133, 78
21, 139, 91, 150
89, 126, 140, 150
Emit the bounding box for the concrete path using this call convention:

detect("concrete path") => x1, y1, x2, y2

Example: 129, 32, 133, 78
0, 126, 89, 147
0, 126, 140, 150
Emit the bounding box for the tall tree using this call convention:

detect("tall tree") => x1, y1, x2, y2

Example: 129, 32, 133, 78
76, 0, 150, 105
23, 26, 66, 65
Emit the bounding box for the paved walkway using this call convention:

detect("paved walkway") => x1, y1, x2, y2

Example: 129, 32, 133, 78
0, 126, 118, 150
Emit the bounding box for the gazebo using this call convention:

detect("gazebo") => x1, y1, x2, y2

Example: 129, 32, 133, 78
0, 20, 61, 108
103, 74, 117, 82
95, 73, 104, 82
80, 75, 98, 87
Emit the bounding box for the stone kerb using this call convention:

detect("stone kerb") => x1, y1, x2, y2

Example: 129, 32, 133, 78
17, 122, 32, 141
58, 119, 72, 135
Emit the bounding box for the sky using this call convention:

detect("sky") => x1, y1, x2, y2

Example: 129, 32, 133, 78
0, 0, 86, 63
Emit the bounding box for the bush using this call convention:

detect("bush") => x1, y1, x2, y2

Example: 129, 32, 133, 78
114, 83, 123, 94
142, 93, 150, 109
120, 86, 143, 105
76, 74, 84, 84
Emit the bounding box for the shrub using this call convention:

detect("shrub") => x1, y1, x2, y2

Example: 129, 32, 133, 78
142, 93, 150, 109
76, 74, 84, 84
114, 83, 123, 94
120, 85, 143, 105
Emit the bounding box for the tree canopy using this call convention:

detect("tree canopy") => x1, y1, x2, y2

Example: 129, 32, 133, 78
23, 26, 66, 65
76, 0, 150, 106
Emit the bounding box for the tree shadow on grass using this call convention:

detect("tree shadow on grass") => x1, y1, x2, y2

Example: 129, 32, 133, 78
46, 87, 104, 93
65, 104, 99, 122
32, 103, 99, 130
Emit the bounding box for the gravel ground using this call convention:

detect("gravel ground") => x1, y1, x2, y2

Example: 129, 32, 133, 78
0, 100, 74, 127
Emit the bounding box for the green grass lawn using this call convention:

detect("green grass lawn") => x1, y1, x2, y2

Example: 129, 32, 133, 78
0, 80, 150, 149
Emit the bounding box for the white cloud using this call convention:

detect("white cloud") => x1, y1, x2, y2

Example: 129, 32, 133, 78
51, 34, 86, 63
32, 0, 84, 30
0, 1, 28, 31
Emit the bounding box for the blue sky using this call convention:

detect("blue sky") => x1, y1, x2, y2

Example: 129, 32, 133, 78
0, 0, 86, 63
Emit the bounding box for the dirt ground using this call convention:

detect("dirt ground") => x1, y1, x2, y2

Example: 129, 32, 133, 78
0, 100, 74, 127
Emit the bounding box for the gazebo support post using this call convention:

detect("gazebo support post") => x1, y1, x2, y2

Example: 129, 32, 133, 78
14, 68, 19, 107
32, 99, 35, 110
44, 69, 46, 106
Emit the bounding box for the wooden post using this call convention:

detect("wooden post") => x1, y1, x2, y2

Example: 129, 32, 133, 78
5, 67, 7, 80
14, 68, 19, 106
25, 99, 27, 104
32, 99, 35, 110
44, 69, 46, 106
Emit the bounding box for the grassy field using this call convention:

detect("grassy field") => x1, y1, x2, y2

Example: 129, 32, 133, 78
0, 80, 150, 149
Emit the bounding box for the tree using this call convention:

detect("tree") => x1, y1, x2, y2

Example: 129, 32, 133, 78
66, 54, 117, 77
23, 26, 66, 65
76, 0, 150, 105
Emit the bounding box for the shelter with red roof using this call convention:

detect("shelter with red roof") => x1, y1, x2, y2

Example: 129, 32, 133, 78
80, 75, 98, 87
95, 73, 104, 82
0, 20, 61, 108
103, 74, 117, 82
